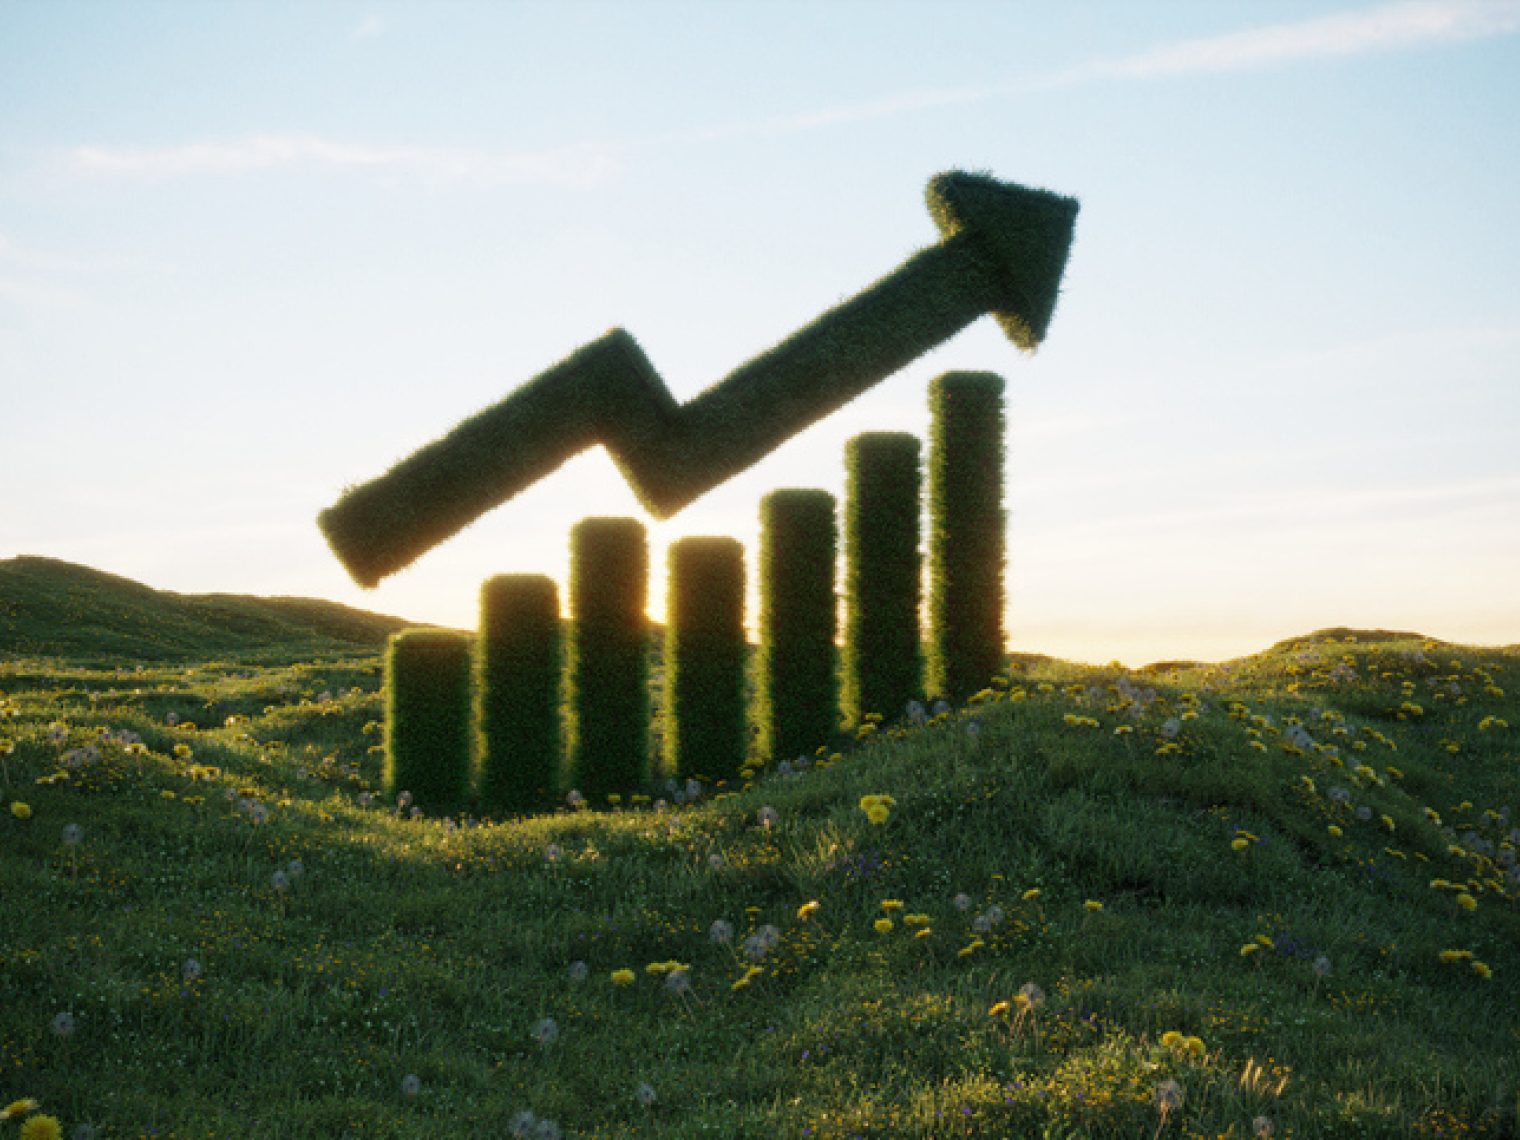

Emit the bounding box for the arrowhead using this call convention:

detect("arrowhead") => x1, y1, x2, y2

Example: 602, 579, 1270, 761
927, 171, 1079, 351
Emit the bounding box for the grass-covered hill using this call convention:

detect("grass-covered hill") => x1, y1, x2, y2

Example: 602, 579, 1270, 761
0, 556, 418, 663
2, 630, 1518, 1138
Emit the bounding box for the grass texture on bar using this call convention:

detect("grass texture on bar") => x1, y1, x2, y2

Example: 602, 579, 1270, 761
663, 536, 747, 784
476, 574, 561, 815
754, 489, 838, 764
843, 432, 922, 726
320, 171, 1078, 586
927, 371, 1007, 702
566, 517, 650, 799
383, 628, 473, 812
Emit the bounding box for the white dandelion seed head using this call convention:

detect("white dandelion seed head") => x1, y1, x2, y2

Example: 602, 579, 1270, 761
400, 1072, 421, 1098
1253, 1115, 1275, 1138
932, 700, 951, 717
757, 805, 778, 829
270, 869, 290, 892
708, 852, 724, 870
971, 914, 993, 935
508, 1110, 537, 1137
533, 1017, 559, 1047
287, 859, 305, 879
544, 843, 562, 864
533, 1120, 561, 1140
1313, 955, 1331, 978
664, 968, 691, 996
566, 789, 584, 809
568, 960, 588, 982
684, 778, 703, 800
61, 823, 83, 847
396, 790, 413, 810
635, 1081, 657, 1107
708, 919, 733, 945
51, 1010, 76, 1038
953, 892, 973, 912
1155, 1078, 1183, 1112
985, 905, 1005, 926
182, 958, 203, 982
1018, 981, 1045, 1009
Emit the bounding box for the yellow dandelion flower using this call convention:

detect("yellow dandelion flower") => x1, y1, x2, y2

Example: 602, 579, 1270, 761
20, 1116, 62, 1140
1231, 838, 1250, 852
866, 803, 890, 825
1438, 949, 1473, 964
1183, 1036, 1205, 1057
1241, 943, 1261, 957
1472, 961, 1492, 980
797, 900, 820, 921
903, 913, 930, 926
1159, 1031, 1183, 1049
645, 961, 670, 976
1455, 893, 1477, 911
1327, 825, 1343, 839
989, 1001, 1011, 1017
1022, 888, 1041, 901
874, 918, 894, 935
1084, 899, 1103, 913
731, 976, 751, 991
611, 968, 635, 987
914, 927, 933, 939
9, 802, 31, 821
3, 1101, 40, 1122
880, 899, 904, 911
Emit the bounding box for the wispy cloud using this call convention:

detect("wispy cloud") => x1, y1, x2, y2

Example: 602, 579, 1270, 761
654, 0, 1520, 143
56, 1, 1520, 186
1077, 0, 1520, 81
352, 13, 387, 40
67, 134, 618, 188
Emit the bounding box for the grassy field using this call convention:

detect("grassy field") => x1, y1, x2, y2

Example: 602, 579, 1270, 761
2, 629, 1518, 1138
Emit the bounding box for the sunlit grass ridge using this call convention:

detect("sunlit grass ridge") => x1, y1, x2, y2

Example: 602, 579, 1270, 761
1, 629, 1517, 1136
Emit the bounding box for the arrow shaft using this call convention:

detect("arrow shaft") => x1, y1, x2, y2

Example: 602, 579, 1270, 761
628, 233, 997, 512
320, 171, 1077, 587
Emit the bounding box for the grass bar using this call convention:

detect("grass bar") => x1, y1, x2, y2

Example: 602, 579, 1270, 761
927, 372, 1007, 702
383, 628, 472, 812
476, 574, 562, 814
663, 536, 747, 784
566, 517, 650, 798
843, 432, 922, 725
754, 488, 838, 763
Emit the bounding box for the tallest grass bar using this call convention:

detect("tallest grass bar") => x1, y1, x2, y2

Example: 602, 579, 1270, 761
320, 171, 1078, 586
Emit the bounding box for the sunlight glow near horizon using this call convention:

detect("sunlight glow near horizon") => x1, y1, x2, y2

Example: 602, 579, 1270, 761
3, 1, 1519, 668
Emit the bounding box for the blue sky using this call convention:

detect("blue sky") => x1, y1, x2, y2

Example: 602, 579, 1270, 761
3, 0, 1518, 665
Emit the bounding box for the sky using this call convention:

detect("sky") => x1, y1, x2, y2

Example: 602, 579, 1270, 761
3, 0, 1519, 666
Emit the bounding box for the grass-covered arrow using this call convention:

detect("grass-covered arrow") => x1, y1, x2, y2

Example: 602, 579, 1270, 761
320, 170, 1079, 587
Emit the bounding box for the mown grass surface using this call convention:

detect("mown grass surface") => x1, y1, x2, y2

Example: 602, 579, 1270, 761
2, 629, 1517, 1138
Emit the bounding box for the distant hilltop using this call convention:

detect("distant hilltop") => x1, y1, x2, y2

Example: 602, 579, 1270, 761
0, 555, 423, 663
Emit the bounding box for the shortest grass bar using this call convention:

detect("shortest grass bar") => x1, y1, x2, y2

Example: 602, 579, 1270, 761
476, 574, 562, 815
384, 628, 473, 813
664, 536, 747, 785
567, 517, 650, 800
754, 488, 838, 764
927, 371, 1006, 702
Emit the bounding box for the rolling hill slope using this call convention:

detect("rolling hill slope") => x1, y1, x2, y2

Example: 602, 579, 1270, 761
0, 556, 420, 662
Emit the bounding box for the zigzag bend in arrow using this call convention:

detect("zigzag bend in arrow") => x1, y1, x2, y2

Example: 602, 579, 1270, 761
320, 170, 1079, 587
